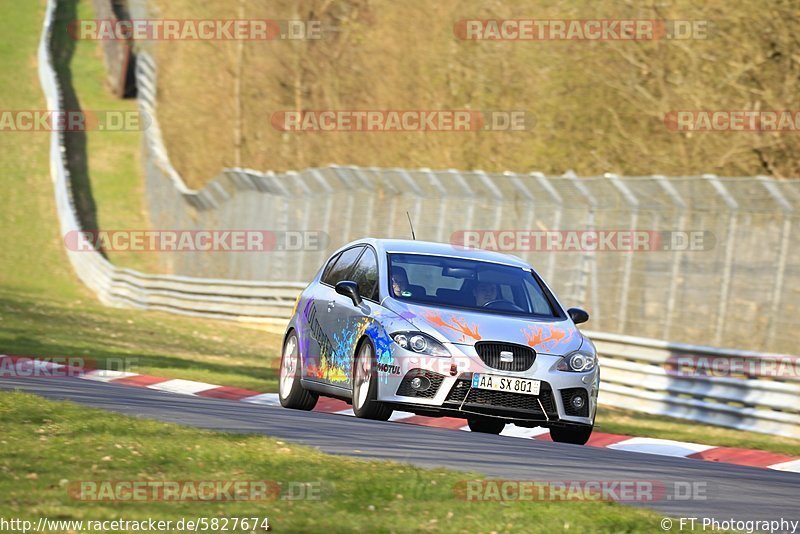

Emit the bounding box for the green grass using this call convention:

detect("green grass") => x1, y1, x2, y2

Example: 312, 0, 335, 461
0, 392, 662, 532
0, 288, 283, 392
0, 0, 282, 391
0, 0, 72, 299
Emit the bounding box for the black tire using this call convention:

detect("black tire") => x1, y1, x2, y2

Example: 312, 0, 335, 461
278, 332, 318, 410
467, 417, 506, 434
550, 424, 593, 445
352, 338, 393, 421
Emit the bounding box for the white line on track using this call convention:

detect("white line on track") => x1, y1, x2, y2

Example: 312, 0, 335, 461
768, 459, 800, 473
79, 370, 138, 382
607, 437, 715, 457
147, 379, 221, 396
241, 393, 281, 405
499, 425, 550, 438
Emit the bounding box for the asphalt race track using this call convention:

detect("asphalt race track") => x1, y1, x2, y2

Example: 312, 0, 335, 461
3, 375, 799, 529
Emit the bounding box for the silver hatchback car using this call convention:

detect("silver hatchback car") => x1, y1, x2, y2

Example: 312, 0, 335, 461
279, 238, 599, 444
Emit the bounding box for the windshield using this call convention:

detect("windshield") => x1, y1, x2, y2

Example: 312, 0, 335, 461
387, 253, 561, 318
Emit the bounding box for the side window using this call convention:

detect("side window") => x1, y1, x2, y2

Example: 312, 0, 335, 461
320, 252, 342, 285
322, 246, 364, 286
350, 248, 379, 301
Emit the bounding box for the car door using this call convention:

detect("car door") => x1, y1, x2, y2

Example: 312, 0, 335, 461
299, 250, 340, 382
309, 245, 365, 387
325, 246, 380, 390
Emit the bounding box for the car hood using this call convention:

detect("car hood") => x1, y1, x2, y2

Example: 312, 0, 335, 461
383, 300, 584, 356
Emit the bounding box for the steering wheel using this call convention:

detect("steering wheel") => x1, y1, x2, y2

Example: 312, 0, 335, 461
481, 299, 525, 312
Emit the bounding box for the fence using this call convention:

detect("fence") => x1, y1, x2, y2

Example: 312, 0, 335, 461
89, 0, 136, 97
38, 0, 303, 323
133, 47, 800, 354
592, 332, 800, 439
39, 0, 800, 438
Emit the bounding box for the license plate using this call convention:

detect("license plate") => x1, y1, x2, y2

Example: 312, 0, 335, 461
471, 373, 541, 396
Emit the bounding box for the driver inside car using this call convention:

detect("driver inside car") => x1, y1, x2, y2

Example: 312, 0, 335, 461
473, 281, 499, 307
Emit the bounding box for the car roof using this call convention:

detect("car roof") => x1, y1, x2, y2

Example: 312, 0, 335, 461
341, 238, 531, 269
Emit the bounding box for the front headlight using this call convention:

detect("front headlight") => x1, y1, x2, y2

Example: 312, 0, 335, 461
557, 349, 597, 372
391, 332, 450, 357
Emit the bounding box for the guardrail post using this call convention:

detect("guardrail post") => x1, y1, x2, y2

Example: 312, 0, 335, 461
758, 176, 793, 350
475, 170, 505, 230
531, 172, 563, 283
447, 169, 476, 239
607, 173, 640, 333
422, 168, 448, 243
332, 165, 362, 243
396, 169, 424, 237
507, 171, 535, 264
703, 174, 739, 346
564, 171, 598, 320
286, 170, 310, 280
310, 169, 334, 264
653, 175, 687, 340
351, 166, 377, 239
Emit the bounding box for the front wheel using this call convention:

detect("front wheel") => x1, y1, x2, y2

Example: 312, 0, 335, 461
279, 332, 318, 410
352, 339, 393, 421
467, 417, 505, 434
550, 424, 593, 445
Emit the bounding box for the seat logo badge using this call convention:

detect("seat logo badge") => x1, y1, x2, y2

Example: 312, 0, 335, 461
500, 350, 514, 363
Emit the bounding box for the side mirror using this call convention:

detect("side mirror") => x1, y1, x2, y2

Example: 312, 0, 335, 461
567, 307, 589, 325
335, 281, 362, 306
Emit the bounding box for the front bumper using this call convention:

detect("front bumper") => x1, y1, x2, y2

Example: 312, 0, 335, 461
377, 342, 599, 426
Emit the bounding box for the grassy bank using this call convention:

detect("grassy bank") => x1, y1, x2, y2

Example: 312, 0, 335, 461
151, 0, 800, 186
0, 0, 280, 390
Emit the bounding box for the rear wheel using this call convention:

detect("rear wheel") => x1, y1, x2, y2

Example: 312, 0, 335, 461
467, 417, 505, 434
279, 332, 318, 410
550, 424, 593, 445
352, 339, 393, 421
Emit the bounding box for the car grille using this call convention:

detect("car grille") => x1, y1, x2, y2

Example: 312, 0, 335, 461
444, 377, 557, 419
395, 370, 445, 399
561, 388, 589, 417
474, 342, 536, 372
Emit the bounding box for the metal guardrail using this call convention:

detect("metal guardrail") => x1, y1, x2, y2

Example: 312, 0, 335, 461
131, 45, 800, 355
39, 0, 800, 439
89, 0, 135, 97
38, 0, 304, 323
587, 331, 800, 439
